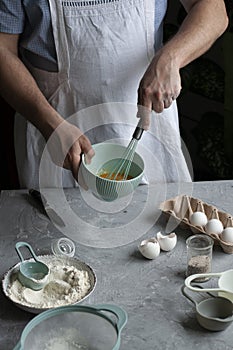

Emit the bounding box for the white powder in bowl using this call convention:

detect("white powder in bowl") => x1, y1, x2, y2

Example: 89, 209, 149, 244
6, 256, 92, 309
44, 329, 89, 350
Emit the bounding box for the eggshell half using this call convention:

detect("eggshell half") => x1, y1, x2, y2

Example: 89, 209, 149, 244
138, 238, 160, 259
157, 232, 177, 251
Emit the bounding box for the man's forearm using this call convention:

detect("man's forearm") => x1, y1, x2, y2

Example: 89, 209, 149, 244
0, 46, 63, 140
161, 0, 228, 69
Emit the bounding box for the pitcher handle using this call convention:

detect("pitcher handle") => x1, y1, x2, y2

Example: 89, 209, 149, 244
185, 272, 223, 292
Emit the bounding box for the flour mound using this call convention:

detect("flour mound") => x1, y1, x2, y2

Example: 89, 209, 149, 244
7, 256, 92, 309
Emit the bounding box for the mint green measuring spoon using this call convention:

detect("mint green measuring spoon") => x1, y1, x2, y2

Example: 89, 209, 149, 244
15, 242, 49, 291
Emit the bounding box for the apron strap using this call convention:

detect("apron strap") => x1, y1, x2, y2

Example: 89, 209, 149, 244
144, 0, 156, 60
48, 0, 70, 79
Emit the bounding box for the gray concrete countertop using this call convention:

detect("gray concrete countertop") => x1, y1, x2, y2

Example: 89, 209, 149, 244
1, 180, 233, 350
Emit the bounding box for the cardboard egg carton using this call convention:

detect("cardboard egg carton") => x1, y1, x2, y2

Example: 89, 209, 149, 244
159, 194, 233, 254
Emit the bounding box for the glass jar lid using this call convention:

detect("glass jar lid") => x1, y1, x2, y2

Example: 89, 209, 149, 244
51, 237, 75, 257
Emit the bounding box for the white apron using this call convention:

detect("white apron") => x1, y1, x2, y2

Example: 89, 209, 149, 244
14, 0, 191, 188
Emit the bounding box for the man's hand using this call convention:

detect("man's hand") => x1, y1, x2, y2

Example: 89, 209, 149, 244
46, 119, 95, 183
137, 0, 228, 129
137, 49, 182, 120
0, 33, 95, 185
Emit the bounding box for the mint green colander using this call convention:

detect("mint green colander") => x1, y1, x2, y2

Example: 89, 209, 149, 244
13, 304, 127, 350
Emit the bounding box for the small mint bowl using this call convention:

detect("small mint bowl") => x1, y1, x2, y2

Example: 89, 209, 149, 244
80, 142, 144, 201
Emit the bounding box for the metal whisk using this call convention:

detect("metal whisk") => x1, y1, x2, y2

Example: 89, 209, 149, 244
105, 122, 144, 181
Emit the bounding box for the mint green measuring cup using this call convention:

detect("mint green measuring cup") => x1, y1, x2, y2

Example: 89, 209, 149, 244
15, 242, 49, 291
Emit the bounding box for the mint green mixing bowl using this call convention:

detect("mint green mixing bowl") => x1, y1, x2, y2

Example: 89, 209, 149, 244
80, 143, 144, 201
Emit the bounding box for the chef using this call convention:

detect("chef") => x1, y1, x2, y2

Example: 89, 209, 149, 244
0, 0, 228, 188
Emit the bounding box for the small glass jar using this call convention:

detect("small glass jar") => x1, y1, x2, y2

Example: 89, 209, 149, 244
186, 234, 214, 282
51, 237, 75, 258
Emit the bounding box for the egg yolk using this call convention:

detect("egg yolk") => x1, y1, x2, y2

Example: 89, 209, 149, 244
99, 172, 133, 181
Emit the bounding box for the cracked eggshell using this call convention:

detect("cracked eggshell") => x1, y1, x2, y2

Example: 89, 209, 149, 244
157, 232, 177, 251
220, 227, 233, 243
190, 212, 208, 227
205, 219, 223, 235
138, 238, 160, 259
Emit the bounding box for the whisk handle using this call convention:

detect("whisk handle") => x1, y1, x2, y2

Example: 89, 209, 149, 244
133, 126, 144, 140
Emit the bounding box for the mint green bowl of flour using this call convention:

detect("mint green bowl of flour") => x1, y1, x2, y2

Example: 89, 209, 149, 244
13, 304, 127, 350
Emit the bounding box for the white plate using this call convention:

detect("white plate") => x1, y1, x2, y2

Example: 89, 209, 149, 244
2, 255, 97, 314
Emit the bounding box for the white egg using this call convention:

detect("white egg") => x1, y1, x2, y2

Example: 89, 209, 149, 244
220, 227, 233, 243
157, 231, 177, 251
205, 219, 223, 235
190, 212, 208, 226
138, 238, 160, 259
